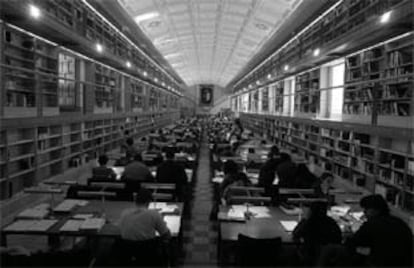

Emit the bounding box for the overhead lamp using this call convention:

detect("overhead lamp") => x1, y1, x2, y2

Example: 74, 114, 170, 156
126, 61, 131, 68
267, 74, 272, 79
313, 48, 320, 57
143, 71, 148, 77
154, 78, 158, 82
29, 4, 41, 19
134, 12, 160, 23
256, 80, 260, 85
96, 43, 104, 53
284, 65, 289, 71
380, 11, 392, 24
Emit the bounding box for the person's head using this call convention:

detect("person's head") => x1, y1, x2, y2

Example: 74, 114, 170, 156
319, 172, 334, 194
270, 145, 279, 155
98, 155, 109, 166
135, 188, 153, 206
133, 154, 143, 162
223, 160, 239, 175
279, 152, 291, 163
360, 194, 389, 219
307, 201, 328, 219
165, 150, 175, 160
126, 138, 134, 146
234, 172, 249, 183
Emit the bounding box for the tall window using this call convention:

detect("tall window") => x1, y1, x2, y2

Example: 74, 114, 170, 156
58, 53, 76, 106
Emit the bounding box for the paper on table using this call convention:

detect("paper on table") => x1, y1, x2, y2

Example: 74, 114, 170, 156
330, 205, 351, 216
73, 214, 94, 220
53, 199, 89, 212
80, 218, 105, 231
164, 215, 180, 234
60, 220, 84, 232
212, 177, 224, 183
17, 209, 49, 219
280, 220, 298, 232
4, 220, 58, 232
149, 203, 178, 213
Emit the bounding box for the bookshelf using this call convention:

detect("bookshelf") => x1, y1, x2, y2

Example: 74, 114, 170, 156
343, 33, 413, 127
240, 112, 414, 211
294, 68, 320, 116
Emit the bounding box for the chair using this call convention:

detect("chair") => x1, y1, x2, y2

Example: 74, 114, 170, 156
110, 238, 168, 267
141, 183, 176, 201
237, 234, 282, 267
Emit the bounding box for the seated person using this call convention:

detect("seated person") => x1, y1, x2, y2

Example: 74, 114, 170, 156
156, 151, 188, 201
293, 201, 342, 266
276, 153, 297, 188
122, 154, 154, 182
258, 149, 282, 191
345, 194, 413, 267
92, 155, 116, 180
294, 163, 319, 189
314, 172, 335, 204
118, 188, 171, 241
221, 172, 252, 204
220, 160, 251, 203
124, 138, 139, 161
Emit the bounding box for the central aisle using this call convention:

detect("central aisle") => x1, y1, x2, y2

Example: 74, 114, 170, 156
181, 130, 218, 266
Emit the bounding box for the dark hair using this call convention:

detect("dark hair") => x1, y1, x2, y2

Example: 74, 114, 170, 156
279, 152, 291, 162
223, 160, 239, 175
135, 188, 153, 204
270, 145, 279, 155
360, 194, 389, 215
98, 155, 109, 166
126, 138, 134, 146
234, 172, 250, 184
133, 154, 143, 162
309, 201, 328, 218
165, 150, 175, 160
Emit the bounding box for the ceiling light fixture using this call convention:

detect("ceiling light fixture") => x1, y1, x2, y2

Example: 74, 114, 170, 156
96, 43, 104, 53
380, 11, 392, 24
126, 61, 131, 68
267, 74, 272, 79
313, 48, 320, 57
284, 65, 289, 71
29, 4, 41, 19
143, 71, 148, 77
134, 12, 160, 23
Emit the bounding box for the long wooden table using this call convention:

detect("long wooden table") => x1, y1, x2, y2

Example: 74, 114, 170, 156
1, 201, 184, 247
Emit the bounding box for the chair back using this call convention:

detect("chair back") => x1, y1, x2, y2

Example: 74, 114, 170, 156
111, 238, 168, 267
237, 234, 282, 266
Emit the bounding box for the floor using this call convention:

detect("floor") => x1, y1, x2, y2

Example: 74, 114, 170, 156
181, 131, 218, 267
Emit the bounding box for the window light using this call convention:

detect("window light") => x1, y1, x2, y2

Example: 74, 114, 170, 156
29, 4, 41, 19
96, 43, 104, 53
380, 11, 392, 24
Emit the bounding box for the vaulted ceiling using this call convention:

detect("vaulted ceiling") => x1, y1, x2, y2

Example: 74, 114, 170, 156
117, 0, 303, 87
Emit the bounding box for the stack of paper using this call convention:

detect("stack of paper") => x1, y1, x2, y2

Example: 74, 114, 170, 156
60, 220, 84, 232
4, 220, 58, 232
80, 218, 105, 231
280, 220, 298, 232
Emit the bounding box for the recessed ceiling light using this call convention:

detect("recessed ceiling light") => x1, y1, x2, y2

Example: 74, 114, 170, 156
96, 43, 104, 53
380, 11, 392, 24
29, 4, 41, 19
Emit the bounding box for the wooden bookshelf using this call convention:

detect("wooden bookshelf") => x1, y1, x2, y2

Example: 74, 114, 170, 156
294, 68, 320, 116
343, 33, 413, 127
240, 112, 414, 211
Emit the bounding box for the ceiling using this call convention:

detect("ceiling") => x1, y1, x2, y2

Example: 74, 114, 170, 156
117, 0, 303, 87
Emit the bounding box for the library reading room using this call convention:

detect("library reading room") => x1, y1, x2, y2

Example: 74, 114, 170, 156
0, 0, 413, 267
